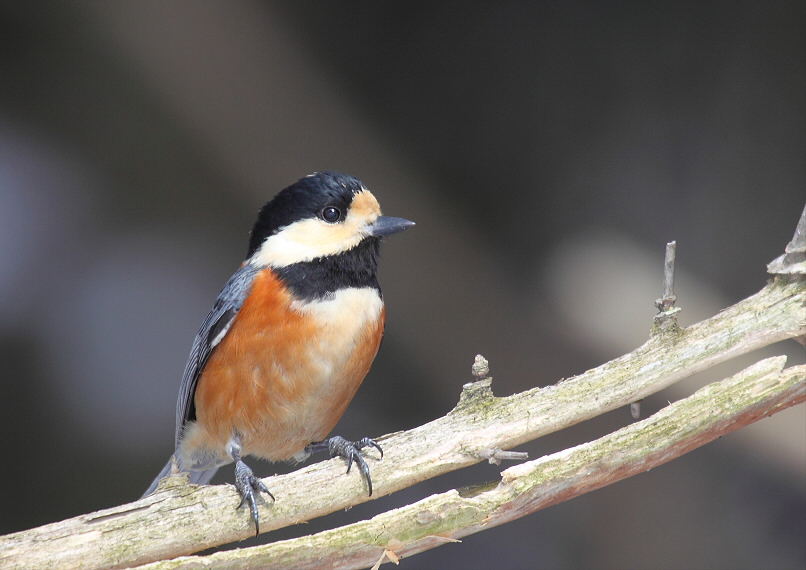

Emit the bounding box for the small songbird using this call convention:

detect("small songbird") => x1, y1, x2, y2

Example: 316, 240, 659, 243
143, 171, 413, 534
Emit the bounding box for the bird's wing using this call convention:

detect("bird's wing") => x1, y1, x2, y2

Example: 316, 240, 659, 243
174, 263, 262, 447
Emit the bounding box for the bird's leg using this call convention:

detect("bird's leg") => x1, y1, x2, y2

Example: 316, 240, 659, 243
228, 435, 274, 536
305, 436, 383, 495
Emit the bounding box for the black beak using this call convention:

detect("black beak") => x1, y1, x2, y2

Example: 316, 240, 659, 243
367, 216, 415, 237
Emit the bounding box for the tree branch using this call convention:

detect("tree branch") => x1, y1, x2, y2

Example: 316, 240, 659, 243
130, 358, 806, 570
1, 207, 804, 569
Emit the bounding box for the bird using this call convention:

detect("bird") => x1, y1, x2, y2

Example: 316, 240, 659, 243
143, 171, 414, 534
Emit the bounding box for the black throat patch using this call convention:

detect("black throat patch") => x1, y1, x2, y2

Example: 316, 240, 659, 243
274, 237, 382, 301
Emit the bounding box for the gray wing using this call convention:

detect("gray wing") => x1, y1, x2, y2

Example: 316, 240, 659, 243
174, 263, 263, 448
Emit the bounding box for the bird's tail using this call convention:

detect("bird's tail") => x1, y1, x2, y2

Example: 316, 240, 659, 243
142, 456, 219, 498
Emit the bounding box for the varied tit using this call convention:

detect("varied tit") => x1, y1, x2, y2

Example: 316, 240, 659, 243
143, 171, 414, 534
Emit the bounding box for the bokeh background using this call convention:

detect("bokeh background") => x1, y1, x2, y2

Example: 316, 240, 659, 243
1, 2, 804, 568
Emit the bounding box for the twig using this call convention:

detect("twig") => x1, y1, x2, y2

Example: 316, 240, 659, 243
768, 203, 806, 276
477, 447, 529, 465
634, 240, 681, 420
629, 400, 643, 419
653, 240, 680, 330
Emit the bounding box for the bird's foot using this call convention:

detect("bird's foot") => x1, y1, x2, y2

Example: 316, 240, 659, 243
234, 459, 274, 536
306, 436, 383, 495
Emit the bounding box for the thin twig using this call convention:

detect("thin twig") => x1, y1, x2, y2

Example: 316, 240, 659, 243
662, 240, 677, 304
635, 240, 680, 419
654, 240, 681, 330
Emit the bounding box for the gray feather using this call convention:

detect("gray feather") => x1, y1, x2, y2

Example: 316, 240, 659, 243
174, 263, 262, 447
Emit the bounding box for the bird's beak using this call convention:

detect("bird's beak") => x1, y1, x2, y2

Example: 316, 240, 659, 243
367, 216, 415, 237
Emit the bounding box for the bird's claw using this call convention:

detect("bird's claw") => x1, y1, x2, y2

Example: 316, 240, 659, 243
326, 436, 383, 496
234, 459, 274, 536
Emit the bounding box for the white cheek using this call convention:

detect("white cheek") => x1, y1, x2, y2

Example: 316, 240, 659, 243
248, 211, 376, 268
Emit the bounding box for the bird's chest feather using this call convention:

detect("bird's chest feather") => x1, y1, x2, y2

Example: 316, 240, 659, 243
192, 270, 385, 460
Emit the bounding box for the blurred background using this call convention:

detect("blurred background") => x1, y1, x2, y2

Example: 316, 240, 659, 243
0, 1, 804, 568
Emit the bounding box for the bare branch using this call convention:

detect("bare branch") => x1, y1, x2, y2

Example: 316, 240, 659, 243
129, 358, 806, 570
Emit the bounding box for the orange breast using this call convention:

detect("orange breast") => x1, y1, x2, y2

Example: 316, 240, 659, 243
185, 269, 385, 464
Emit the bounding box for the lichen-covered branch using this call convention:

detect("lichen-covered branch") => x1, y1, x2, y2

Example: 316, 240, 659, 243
130, 358, 806, 570
0, 273, 803, 570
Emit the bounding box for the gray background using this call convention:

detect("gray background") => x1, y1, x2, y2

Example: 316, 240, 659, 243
1, 2, 804, 568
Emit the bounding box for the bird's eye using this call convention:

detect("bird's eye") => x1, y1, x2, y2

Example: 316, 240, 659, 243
321, 206, 342, 223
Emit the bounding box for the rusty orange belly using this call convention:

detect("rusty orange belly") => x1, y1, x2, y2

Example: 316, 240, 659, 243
179, 269, 385, 469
